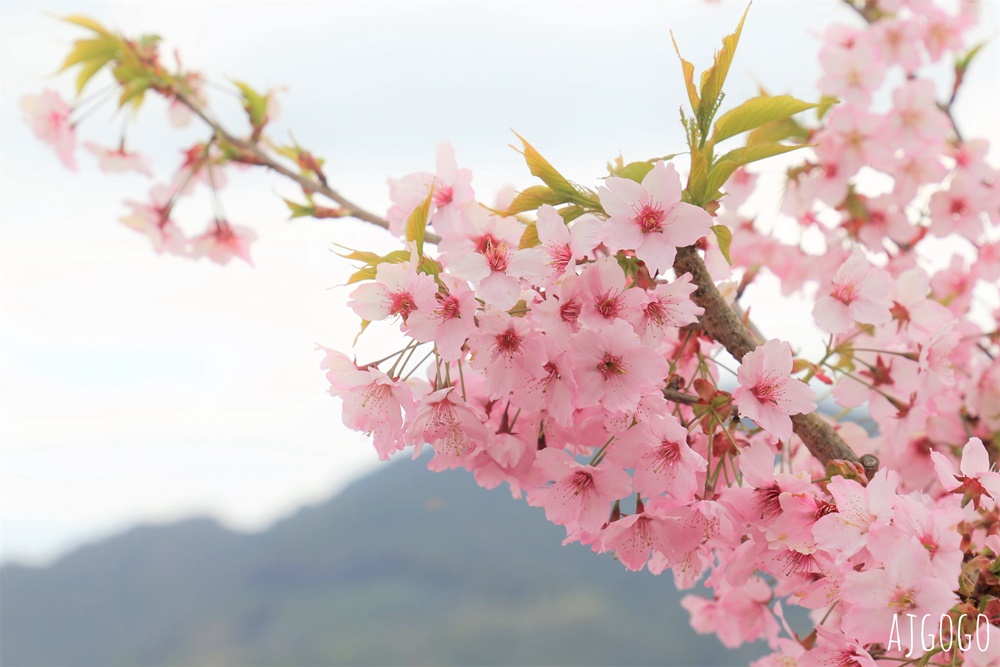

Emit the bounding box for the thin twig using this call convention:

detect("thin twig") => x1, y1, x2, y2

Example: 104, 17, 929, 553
173, 89, 442, 244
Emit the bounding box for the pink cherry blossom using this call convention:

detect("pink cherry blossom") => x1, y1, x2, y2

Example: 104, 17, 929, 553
598, 161, 713, 276
599, 503, 674, 572
534, 205, 600, 284
120, 184, 185, 255
189, 221, 255, 266
529, 447, 632, 533
930, 437, 1000, 510
347, 261, 438, 326
467, 311, 547, 399
571, 319, 670, 414
21, 89, 77, 170
387, 143, 474, 237
681, 578, 780, 649
442, 206, 546, 310
321, 348, 414, 460
404, 273, 478, 362
83, 142, 154, 177
624, 274, 702, 345
813, 248, 892, 334
625, 415, 707, 502
812, 470, 898, 563
884, 80, 950, 154
733, 339, 816, 443
799, 625, 877, 667
406, 387, 489, 463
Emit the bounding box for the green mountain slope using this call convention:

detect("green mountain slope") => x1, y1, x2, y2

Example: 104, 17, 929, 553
1, 460, 770, 666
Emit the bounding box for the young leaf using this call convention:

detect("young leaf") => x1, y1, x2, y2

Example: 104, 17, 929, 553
716, 141, 807, 169
558, 205, 586, 223
62, 15, 113, 37
512, 132, 575, 197
711, 225, 733, 264
686, 149, 709, 206
60, 37, 119, 71
710, 95, 818, 145
698, 5, 750, 123
519, 223, 540, 249
233, 80, 269, 129
502, 185, 565, 215
612, 161, 656, 184
405, 185, 434, 258
670, 32, 700, 113
283, 199, 315, 219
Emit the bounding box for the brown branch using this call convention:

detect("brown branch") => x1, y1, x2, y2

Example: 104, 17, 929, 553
674, 245, 870, 469
173, 90, 442, 245
663, 388, 701, 405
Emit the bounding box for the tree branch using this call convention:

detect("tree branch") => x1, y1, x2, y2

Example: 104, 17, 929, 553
173, 90, 442, 245
674, 245, 869, 469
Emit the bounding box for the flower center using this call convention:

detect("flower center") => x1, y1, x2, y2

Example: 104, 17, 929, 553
560, 297, 581, 324
478, 236, 510, 273
436, 293, 461, 320
433, 185, 454, 207
831, 280, 860, 305
389, 291, 417, 322
548, 243, 574, 273
494, 329, 522, 357
635, 204, 666, 233
595, 290, 624, 319
598, 353, 627, 380
750, 373, 783, 404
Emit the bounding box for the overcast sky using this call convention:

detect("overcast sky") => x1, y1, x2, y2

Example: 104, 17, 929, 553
2, 0, 998, 565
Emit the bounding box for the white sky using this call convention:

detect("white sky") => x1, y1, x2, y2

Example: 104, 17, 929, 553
1, 0, 997, 565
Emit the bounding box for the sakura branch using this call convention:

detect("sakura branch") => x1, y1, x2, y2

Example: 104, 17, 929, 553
24, 2, 1000, 665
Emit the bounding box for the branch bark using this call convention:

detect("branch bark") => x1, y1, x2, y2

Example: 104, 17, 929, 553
174, 90, 443, 244
674, 245, 869, 469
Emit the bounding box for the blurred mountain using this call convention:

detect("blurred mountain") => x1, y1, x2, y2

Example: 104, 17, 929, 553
1, 459, 770, 666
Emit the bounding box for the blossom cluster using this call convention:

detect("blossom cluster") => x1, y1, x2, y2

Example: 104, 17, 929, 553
21, 0, 1000, 664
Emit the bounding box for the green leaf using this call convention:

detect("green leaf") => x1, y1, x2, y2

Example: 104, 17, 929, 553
711, 225, 733, 264
957, 41, 986, 74
60, 37, 119, 71
705, 159, 742, 200
283, 199, 315, 219
519, 223, 540, 249
405, 184, 434, 258
346, 266, 378, 285
502, 185, 565, 215
716, 141, 808, 169
698, 5, 749, 120
670, 32, 700, 112
74, 53, 115, 95
418, 257, 442, 278
62, 15, 113, 37
705, 141, 807, 199
354, 320, 371, 345
746, 116, 810, 146
233, 80, 268, 129
815, 95, 839, 121
118, 77, 149, 110
686, 149, 709, 206
512, 132, 575, 197
558, 205, 585, 223
710, 95, 818, 145
612, 161, 656, 184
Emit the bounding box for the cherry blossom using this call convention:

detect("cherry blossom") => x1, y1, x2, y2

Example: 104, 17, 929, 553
83, 142, 154, 177
733, 339, 816, 443
598, 161, 713, 276
20, 89, 77, 170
